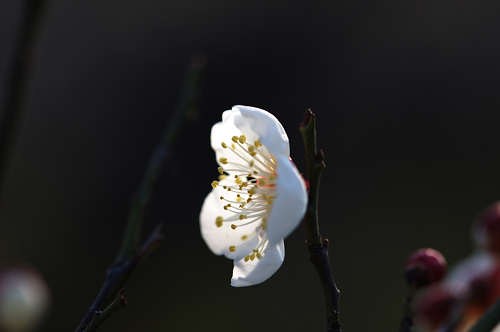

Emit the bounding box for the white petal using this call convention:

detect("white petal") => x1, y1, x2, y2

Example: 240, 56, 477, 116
199, 183, 259, 259
265, 154, 308, 244
210, 112, 244, 167
231, 240, 285, 287
233, 105, 290, 157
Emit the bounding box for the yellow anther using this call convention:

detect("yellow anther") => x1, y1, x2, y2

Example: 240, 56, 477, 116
221, 142, 228, 149
220, 196, 224, 200
237, 194, 240, 197
232, 143, 236, 149
229, 246, 236, 252
239, 135, 246, 143
244, 255, 250, 262
211, 181, 219, 188
250, 151, 257, 157
241, 235, 248, 240
270, 175, 276, 180
220, 157, 228, 164
260, 218, 268, 230
223, 186, 227, 189
218, 167, 224, 174
227, 188, 232, 191
241, 182, 248, 187
257, 253, 262, 259
254, 139, 262, 147
247, 198, 252, 203
232, 136, 239, 143
259, 179, 267, 186
249, 160, 254, 167
252, 249, 259, 253
227, 204, 231, 207
248, 174, 252, 177
239, 214, 245, 220
248, 145, 255, 153
248, 187, 257, 195
234, 175, 238, 178
218, 175, 227, 180
253, 171, 258, 174
231, 224, 237, 230
249, 194, 253, 198
215, 216, 223, 227
237, 197, 243, 202
235, 177, 243, 184
223, 205, 228, 210
250, 253, 256, 261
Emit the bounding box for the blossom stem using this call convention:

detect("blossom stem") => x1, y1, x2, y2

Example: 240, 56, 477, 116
0, 0, 48, 206
300, 109, 341, 332
75, 55, 206, 332
398, 283, 416, 332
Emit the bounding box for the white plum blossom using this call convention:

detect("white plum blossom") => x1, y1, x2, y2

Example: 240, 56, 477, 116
200, 105, 308, 287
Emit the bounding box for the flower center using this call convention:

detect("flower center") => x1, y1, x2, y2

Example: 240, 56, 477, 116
211, 135, 278, 262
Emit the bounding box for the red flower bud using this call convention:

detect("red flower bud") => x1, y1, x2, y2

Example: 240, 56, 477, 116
473, 202, 500, 254
405, 248, 447, 288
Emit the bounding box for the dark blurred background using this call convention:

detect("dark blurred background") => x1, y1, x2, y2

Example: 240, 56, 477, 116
0, 0, 499, 331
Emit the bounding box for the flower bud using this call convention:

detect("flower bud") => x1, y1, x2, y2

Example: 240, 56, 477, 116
414, 283, 465, 331
473, 202, 500, 254
405, 248, 447, 288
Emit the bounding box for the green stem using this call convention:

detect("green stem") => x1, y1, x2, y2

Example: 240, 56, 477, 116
469, 296, 500, 332
299, 109, 341, 332
75, 55, 206, 332
116, 55, 206, 262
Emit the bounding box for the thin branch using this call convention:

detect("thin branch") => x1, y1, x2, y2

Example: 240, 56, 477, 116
299, 109, 341, 332
116, 54, 206, 263
468, 296, 500, 332
0, 0, 48, 204
74, 55, 206, 332
82, 289, 128, 332
398, 284, 416, 332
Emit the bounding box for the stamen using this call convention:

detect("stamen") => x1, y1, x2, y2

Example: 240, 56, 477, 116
232, 136, 239, 143
241, 235, 248, 240
211, 181, 219, 188
220, 158, 228, 164
215, 216, 223, 227
231, 224, 237, 230
229, 246, 236, 252
244, 255, 250, 262
221, 142, 228, 149
239, 135, 246, 143
218, 167, 224, 174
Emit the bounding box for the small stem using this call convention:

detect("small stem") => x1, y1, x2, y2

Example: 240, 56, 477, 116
398, 284, 416, 332
82, 289, 128, 332
300, 109, 341, 332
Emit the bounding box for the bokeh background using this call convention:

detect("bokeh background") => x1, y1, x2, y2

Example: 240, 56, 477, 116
1, 0, 500, 331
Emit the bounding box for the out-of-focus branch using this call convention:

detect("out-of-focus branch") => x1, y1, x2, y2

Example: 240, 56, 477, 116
75, 55, 206, 332
299, 109, 341, 332
0, 0, 48, 205
469, 297, 500, 332
82, 289, 128, 332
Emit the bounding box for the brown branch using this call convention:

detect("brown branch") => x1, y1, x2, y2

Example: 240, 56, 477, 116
300, 109, 342, 332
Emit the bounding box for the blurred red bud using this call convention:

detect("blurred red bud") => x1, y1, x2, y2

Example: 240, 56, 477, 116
473, 202, 500, 254
414, 283, 465, 331
405, 248, 447, 288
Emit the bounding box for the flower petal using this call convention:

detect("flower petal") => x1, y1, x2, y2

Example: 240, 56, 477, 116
231, 240, 285, 287
233, 105, 290, 157
265, 154, 308, 244
199, 182, 259, 259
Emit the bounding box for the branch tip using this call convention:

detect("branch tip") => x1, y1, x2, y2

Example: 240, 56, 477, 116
300, 108, 315, 129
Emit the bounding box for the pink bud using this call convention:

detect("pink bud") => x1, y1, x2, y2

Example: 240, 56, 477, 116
405, 248, 447, 288
473, 202, 500, 254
